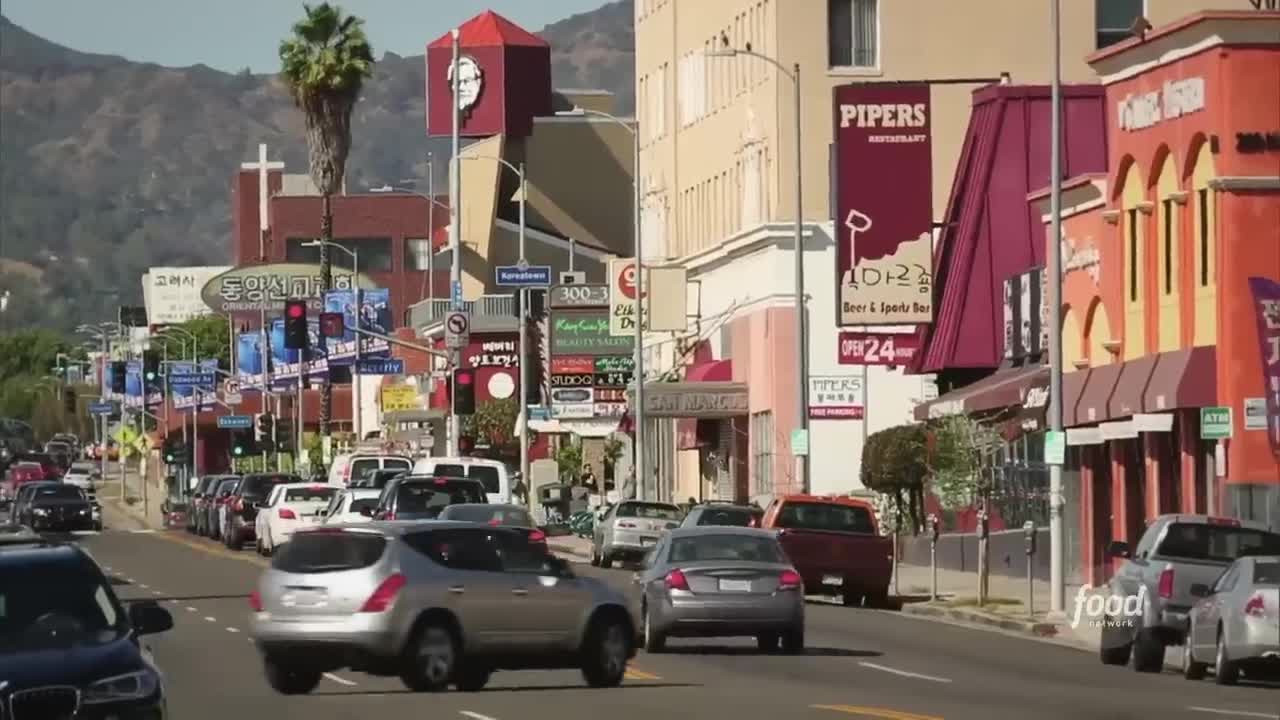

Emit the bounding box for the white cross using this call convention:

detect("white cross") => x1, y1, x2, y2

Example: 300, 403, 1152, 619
240, 143, 285, 232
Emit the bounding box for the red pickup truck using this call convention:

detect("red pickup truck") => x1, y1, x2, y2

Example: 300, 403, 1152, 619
761, 494, 893, 607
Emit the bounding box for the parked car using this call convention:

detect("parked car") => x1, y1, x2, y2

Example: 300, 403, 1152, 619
205, 476, 243, 540
371, 476, 487, 521
63, 461, 99, 493
14, 483, 95, 532
681, 501, 764, 528
1, 461, 46, 506
320, 488, 383, 525
759, 494, 893, 607
328, 452, 412, 487
222, 473, 301, 549
1101, 514, 1280, 672
635, 526, 805, 653
255, 483, 339, 555
410, 456, 513, 504
1184, 553, 1280, 684
0, 535, 174, 717
188, 476, 225, 534
591, 500, 684, 569
437, 503, 546, 547
248, 522, 636, 693
19, 452, 64, 480
44, 441, 75, 469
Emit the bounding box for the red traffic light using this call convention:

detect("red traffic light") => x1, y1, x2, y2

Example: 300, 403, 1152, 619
286, 301, 306, 319
456, 370, 474, 386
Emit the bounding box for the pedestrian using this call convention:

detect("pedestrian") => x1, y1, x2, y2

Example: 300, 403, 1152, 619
580, 464, 598, 494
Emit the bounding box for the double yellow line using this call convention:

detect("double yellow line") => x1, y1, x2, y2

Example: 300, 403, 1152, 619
812, 705, 942, 720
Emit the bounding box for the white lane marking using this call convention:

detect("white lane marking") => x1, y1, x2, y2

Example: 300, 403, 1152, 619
138, 583, 149, 589
204, 616, 216, 623
151, 590, 163, 596
323, 672, 357, 686
1188, 708, 1280, 719
185, 606, 197, 612
459, 712, 498, 720
129, 529, 157, 534
226, 627, 240, 633
857, 661, 952, 684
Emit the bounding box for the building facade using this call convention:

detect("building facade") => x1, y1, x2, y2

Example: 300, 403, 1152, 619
634, 0, 1238, 499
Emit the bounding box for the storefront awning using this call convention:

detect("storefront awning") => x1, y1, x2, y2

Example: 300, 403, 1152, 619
1064, 368, 1090, 426
1145, 346, 1217, 411
1076, 362, 1123, 425
1108, 354, 1160, 418
913, 364, 1045, 421
685, 359, 732, 382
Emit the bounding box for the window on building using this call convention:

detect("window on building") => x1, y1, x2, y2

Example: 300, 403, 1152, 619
750, 411, 774, 496
679, 52, 708, 126
1096, 0, 1144, 50
828, 0, 878, 68
404, 238, 434, 271
286, 237, 394, 272
1198, 188, 1209, 287
1127, 209, 1138, 302
1162, 199, 1173, 295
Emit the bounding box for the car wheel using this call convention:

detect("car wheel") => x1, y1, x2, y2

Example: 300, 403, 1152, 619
599, 548, 614, 570
642, 603, 666, 653
453, 662, 491, 692
400, 621, 458, 692
781, 627, 805, 655
841, 588, 862, 607
1131, 628, 1164, 673
581, 616, 630, 688
589, 544, 601, 567
1214, 628, 1240, 685
756, 633, 780, 652
1182, 637, 1207, 680
1098, 618, 1132, 666
263, 655, 321, 695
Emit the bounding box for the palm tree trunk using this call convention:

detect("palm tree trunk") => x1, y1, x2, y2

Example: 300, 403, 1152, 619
319, 192, 333, 438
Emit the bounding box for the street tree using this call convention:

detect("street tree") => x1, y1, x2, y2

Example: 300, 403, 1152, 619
279, 2, 376, 438
149, 315, 231, 369
926, 413, 1004, 605
462, 398, 522, 452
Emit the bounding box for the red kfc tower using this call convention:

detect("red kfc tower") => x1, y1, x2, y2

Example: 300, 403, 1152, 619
425, 11, 553, 138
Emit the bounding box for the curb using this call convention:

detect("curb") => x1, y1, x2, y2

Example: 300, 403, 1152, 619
900, 602, 1061, 638
101, 498, 152, 532
549, 541, 592, 558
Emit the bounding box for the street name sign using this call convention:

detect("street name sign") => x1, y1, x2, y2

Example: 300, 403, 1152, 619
168, 372, 216, 388
356, 358, 405, 375
217, 415, 253, 429
496, 265, 552, 287
89, 402, 115, 415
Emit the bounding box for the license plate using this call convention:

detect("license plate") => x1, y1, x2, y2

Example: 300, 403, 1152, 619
720, 579, 751, 592
823, 574, 844, 586
640, 537, 657, 546
282, 589, 326, 608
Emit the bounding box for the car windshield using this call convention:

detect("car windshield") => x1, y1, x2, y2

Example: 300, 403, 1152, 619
216, 480, 240, 494
1156, 524, 1280, 563
284, 486, 336, 502
469, 466, 501, 494
669, 534, 786, 563
34, 485, 84, 501
433, 463, 467, 478
0, 557, 127, 650
272, 531, 387, 574
70, 463, 95, 473
443, 504, 534, 527
775, 502, 875, 533
46, 443, 70, 453
1254, 561, 1280, 585
617, 502, 682, 521
695, 507, 758, 527
397, 481, 484, 515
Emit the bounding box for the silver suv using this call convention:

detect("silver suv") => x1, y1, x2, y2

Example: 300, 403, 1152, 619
249, 521, 637, 693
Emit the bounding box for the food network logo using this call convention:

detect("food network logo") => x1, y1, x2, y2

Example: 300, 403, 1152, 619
1071, 585, 1145, 629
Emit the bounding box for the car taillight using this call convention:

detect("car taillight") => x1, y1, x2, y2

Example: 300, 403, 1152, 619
778, 569, 802, 591
1245, 593, 1266, 617
234, 498, 244, 512
618, 521, 636, 528
1157, 566, 1175, 599
278, 508, 296, 519
488, 518, 501, 526
528, 530, 546, 543
360, 573, 406, 612
342, 464, 351, 484
747, 517, 759, 528
249, 591, 263, 612
665, 569, 690, 591
385, 512, 395, 520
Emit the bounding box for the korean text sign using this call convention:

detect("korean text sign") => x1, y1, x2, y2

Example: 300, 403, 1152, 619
1248, 277, 1280, 458
834, 83, 934, 325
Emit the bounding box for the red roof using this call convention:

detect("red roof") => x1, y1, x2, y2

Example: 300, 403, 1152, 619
427, 11, 548, 49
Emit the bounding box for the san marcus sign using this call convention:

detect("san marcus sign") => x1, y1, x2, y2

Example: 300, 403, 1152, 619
638, 382, 749, 419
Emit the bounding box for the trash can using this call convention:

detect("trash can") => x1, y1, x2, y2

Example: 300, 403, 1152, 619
538, 483, 571, 526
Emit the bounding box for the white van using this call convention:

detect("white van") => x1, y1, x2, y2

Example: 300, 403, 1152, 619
328, 453, 413, 487
410, 456, 512, 504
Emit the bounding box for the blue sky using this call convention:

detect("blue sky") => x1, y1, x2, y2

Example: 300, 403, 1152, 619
4, 0, 611, 72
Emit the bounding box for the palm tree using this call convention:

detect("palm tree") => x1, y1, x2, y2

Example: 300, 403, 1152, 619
279, 3, 375, 438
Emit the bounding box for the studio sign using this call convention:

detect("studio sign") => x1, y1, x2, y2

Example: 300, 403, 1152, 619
550, 373, 593, 387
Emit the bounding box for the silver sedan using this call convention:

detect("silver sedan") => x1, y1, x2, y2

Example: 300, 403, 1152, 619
633, 526, 804, 654
1184, 554, 1280, 684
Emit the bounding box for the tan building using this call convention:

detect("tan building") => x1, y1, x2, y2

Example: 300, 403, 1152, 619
633, 0, 1240, 501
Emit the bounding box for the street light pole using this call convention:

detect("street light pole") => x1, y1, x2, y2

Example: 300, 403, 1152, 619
516, 162, 531, 495
449, 27, 462, 458
1047, 0, 1066, 616
707, 46, 809, 493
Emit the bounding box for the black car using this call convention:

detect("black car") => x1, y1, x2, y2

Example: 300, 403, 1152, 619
0, 538, 172, 717
17, 483, 95, 532
221, 473, 300, 549
371, 475, 487, 521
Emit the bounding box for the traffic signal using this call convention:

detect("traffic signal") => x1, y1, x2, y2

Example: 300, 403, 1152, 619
163, 436, 178, 464
63, 388, 77, 414
284, 300, 309, 350
230, 430, 255, 458
173, 441, 191, 466
458, 435, 475, 454
143, 351, 160, 382
110, 361, 127, 394
275, 417, 293, 453
453, 368, 476, 415
255, 413, 276, 453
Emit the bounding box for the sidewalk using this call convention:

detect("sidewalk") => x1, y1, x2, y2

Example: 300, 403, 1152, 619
96, 462, 166, 531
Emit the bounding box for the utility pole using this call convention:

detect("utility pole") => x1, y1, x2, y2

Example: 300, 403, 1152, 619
448, 27, 462, 457
1047, 0, 1066, 616
516, 162, 531, 499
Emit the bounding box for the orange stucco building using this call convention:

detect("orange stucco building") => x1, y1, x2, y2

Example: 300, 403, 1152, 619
1040, 11, 1280, 586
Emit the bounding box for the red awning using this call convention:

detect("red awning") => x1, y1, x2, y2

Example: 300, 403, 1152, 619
913, 364, 1044, 421
685, 359, 732, 382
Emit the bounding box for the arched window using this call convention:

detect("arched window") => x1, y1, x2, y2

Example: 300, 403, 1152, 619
1120, 162, 1147, 360
1154, 151, 1180, 352
1086, 299, 1114, 367
1189, 140, 1217, 346
1062, 306, 1084, 368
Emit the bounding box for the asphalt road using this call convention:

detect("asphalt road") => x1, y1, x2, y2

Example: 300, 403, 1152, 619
76, 516, 1279, 720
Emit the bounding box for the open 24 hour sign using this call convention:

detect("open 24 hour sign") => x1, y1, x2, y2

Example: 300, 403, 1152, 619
837, 331, 921, 366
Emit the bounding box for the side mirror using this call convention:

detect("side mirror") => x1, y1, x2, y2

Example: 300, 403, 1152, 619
253, 502, 265, 510
129, 600, 174, 636
1106, 541, 1131, 559
1189, 583, 1212, 598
